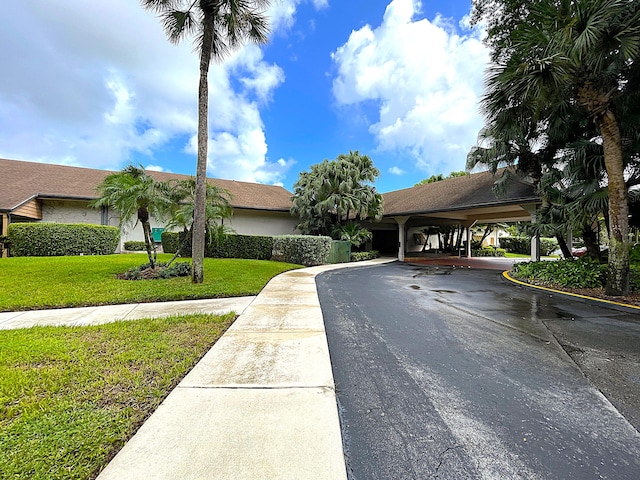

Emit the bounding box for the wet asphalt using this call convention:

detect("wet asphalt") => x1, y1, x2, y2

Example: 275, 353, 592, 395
317, 262, 640, 480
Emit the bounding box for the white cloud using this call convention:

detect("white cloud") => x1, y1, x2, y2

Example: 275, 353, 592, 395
331, 0, 489, 174
0, 0, 315, 183
388, 166, 405, 175
146, 164, 166, 172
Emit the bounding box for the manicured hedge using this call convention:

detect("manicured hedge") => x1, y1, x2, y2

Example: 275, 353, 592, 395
472, 247, 506, 257
161, 231, 274, 260
207, 234, 274, 260
272, 235, 332, 266
351, 250, 380, 262
161, 231, 182, 254
7, 223, 119, 256
500, 236, 557, 256
123, 240, 146, 251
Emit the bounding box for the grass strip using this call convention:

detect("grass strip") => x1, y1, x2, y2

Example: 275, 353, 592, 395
0, 254, 300, 311
0, 313, 234, 480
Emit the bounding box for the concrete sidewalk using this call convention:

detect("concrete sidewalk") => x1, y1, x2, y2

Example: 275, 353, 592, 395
0, 297, 256, 330
48, 257, 387, 480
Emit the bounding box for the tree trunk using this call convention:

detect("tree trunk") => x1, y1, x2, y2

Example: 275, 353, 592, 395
598, 110, 630, 295
167, 227, 191, 267
142, 220, 156, 268
555, 232, 572, 259
138, 208, 156, 268
582, 221, 601, 262
192, 12, 214, 284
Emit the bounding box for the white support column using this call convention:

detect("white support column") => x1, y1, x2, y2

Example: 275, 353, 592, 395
1, 213, 9, 258
531, 234, 541, 261
524, 205, 541, 261
463, 220, 477, 258
393, 216, 410, 262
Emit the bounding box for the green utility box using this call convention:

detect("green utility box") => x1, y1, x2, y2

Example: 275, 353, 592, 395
151, 228, 164, 243
328, 240, 351, 264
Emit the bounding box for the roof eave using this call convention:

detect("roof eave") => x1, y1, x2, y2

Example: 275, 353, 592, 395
382, 197, 541, 218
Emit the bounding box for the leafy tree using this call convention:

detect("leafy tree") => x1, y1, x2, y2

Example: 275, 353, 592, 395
472, 0, 640, 295
291, 151, 384, 238
162, 177, 234, 264
415, 171, 467, 186
332, 222, 372, 248
142, 0, 270, 283
91, 165, 171, 268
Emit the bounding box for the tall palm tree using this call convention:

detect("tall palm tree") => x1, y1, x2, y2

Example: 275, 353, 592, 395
91, 165, 170, 268
479, 0, 640, 295
141, 0, 270, 283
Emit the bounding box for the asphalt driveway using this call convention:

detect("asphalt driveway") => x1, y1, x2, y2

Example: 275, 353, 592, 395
317, 262, 640, 480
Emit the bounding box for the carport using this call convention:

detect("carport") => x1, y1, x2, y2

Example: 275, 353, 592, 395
364, 170, 542, 262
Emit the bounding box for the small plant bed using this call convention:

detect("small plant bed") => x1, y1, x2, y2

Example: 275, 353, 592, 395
511, 259, 640, 307
117, 261, 191, 280
0, 313, 234, 480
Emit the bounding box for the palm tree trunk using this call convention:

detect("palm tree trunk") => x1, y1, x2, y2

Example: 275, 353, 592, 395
142, 220, 156, 268
192, 11, 214, 284
582, 221, 601, 262
598, 110, 630, 295
555, 232, 572, 259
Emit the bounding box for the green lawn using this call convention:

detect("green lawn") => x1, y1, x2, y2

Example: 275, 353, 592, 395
0, 313, 234, 480
0, 254, 301, 311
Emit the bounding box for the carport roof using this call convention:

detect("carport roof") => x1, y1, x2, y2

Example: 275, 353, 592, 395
382, 170, 539, 217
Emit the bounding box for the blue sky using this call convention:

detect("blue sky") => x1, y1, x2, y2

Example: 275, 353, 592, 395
0, 0, 489, 193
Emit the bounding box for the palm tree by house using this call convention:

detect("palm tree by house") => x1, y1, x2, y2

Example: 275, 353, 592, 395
474, 0, 640, 295
141, 0, 270, 283
91, 165, 170, 268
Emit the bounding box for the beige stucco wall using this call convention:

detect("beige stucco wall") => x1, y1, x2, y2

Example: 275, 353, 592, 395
36, 200, 299, 251
41, 199, 103, 225
225, 209, 299, 236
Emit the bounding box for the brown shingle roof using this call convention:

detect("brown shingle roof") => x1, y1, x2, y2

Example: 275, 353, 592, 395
382, 170, 538, 216
0, 158, 293, 212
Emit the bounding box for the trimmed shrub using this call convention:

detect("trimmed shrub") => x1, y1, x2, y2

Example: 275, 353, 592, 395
207, 234, 274, 260
351, 250, 380, 262
500, 236, 557, 256
7, 223, 119, 256
123, 240, 147, 251
161, 231, 181, 254
511, 258, 607, 288
631, 265, 640, 293
272, 235, 332, 266
162, 231, 274, 260
472, 246, 506, 257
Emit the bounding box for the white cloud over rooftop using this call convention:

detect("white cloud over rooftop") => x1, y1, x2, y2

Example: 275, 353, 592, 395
331, 0, 488, 174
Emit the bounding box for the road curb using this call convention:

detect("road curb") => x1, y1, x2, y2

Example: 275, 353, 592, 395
502, 271, 640, 312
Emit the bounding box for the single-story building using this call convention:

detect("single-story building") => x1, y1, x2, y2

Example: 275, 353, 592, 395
0, 158, 298, 253
1, 158, 543, 260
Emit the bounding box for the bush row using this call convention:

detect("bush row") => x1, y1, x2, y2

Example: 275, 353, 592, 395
511, 259, 607, 289
161, 231, 274, 260
500, 236, 558, 256
272, 235, 332, 266
472, 247, 506, 257
162, 232, 333, 266
7, 223, 119, 256
123, 240, 147, 251
351, 250, 380, 262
